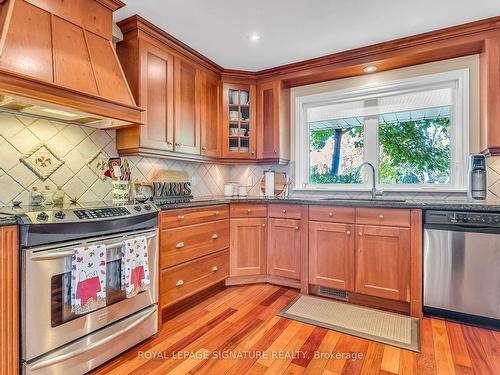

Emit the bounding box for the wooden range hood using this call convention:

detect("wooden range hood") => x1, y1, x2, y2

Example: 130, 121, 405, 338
0, 0, 143, 128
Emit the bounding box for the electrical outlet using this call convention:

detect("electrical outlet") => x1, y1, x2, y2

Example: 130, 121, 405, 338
246, 176, 253, 186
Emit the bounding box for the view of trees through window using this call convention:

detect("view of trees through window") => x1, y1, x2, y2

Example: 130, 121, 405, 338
309, 106, 451, 185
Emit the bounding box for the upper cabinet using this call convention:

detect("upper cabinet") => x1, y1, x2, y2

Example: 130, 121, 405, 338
257, 81, 290, 162
201, 72, 222, 158
222, 83, 257, 159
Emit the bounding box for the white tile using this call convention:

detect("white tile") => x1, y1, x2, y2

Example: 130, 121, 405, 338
76, 137, 100, 160
49, 164, 73, 187
13, 189, 30, 206
64, 148, 86, 173
90, 179, 112, 200
8, 163, 38, 186
46, 133, 74, 157
0, 113, 24, 139
0, 138, 21, 171
16, 115, 37, 127
9, 129, 39, 154
61, 125, 87, 145
76, 165, 98, 187
81, 126, 96, 136
0, 169, 24, 205
89, 130, 112, 149
79, 189, 101, 202
63, 176, 87, 200
29, 119, 59, 141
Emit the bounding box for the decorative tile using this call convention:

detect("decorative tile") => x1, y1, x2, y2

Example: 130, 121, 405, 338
20, 144, 64, 181
87, 150, 109, 181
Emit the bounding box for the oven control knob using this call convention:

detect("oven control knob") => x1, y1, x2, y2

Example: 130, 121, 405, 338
144, 205, 151, 211
37, 212, 49, 222
54, 210, 66, 219
133, 206, 141, 212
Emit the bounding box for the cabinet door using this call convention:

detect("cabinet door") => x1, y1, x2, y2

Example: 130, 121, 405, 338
230, 218, 267, 277
267, 218, 302, 280
355, 225, 411, 301
140, 42, 174, 151
174, 57, 201, 155
309, 222, 354, 291
201, 72, 221, 157
257, 81, 279, 159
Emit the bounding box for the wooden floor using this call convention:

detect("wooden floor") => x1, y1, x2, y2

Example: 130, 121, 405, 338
90, 284, 499, 375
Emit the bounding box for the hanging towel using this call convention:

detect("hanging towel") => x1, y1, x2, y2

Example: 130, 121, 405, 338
122, 236, 150, 298
71, 244, 107, 314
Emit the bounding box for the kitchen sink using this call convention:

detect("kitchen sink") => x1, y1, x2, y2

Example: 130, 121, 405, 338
320, 197, 406, 203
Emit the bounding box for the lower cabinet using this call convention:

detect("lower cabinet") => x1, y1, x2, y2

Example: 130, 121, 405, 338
267, 218, 302, 280
230, 218, 267, 277
355, 224, 411, 302
309, 221, 354, 291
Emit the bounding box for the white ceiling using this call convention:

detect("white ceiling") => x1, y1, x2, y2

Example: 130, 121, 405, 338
115, 0, 500, 71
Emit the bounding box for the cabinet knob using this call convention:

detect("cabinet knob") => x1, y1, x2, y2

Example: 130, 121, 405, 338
176, 280, 184, 287
212, 234, 219, 239
211, 266, 219, 272
358, 232, 363, 236
251, 151, 255, 155
274, 150, 277, 154
295, 226, 299, 230
167, 141, 173, 145
175, 142, 181, 147
282, 209, 286, 213
328, 212, 333, 217
214, 210, 220, 215
346, 230, 351, 235
176, 242, 185, 249
247, 209, 252, 213
178, 215, 185, 221
202, 146, 207, 151
379, 214, 384, 219
262, 223, 266, 227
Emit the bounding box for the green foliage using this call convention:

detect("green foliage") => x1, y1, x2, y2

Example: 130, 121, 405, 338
310, 167, 362, 184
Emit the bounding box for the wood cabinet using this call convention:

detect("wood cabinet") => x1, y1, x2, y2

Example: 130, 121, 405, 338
222, 82, 257, 159
201, 72, 221, 157
309, 221, 354, 291
0, 226, 19, 375
355, 225, 411, 302
267, 218, 302, 280
257, 80, 290, 162
174, 57, 201, 155
230, 218, 267, 277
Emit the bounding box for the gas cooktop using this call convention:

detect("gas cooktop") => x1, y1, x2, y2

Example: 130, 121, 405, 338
0, 201, 158, 225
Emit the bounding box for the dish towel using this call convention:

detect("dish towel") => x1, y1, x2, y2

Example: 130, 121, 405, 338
122, 236, 150, 298
71, 244, 107, 314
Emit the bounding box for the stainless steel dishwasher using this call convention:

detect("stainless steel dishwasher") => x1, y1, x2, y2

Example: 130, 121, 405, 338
424, 210, 500, 328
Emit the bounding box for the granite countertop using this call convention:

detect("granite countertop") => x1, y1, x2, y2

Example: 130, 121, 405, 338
0, 213, 18, 227
155, 196, 500, 212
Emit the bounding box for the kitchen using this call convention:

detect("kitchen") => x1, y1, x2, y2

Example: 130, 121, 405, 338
0, 0, 499, 374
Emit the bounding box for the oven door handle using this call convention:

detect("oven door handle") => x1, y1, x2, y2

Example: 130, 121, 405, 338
31, 233, 158, 260
30, 305, 157, 371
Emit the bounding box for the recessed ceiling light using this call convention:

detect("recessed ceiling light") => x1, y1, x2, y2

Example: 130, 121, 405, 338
249, 33, 261, 43
363, 65, 378, 73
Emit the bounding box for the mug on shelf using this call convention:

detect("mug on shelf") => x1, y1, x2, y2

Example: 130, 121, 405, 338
230, 91, 239, 105
240, 91, 249, 105
229, 110, 239, 121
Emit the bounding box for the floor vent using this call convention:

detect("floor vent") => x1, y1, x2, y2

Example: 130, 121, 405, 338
318, 286, 348, 301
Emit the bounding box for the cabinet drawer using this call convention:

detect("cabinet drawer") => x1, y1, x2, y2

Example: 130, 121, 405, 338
230, 204, 267, 218
161, 250, 229, 308
160, 205, 228, 229
160, 220, 229, 268
268, 204, 302, 219
309, 206, 354, 223
356, 208, 410, 227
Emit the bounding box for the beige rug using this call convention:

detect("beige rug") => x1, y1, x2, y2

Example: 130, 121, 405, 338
278, 294, 420, 352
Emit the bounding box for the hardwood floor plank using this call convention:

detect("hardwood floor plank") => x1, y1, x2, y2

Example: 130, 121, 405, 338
416, 318, 437, 375
445, 321, 474, 375
291, 326, 328, 368
475, 326, 500, 375
303, 330, 341, 374
380, 346, 400, 374
398, 350, 417, 375
431, 318, 456, 375
461, 324, 494, 375
359, 342, 384, 375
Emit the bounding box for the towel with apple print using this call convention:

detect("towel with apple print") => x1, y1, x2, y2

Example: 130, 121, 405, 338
122, 236, 150, 298
71, 244, 107, 314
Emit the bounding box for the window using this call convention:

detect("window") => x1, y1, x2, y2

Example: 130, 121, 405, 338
295, 70, 469, 191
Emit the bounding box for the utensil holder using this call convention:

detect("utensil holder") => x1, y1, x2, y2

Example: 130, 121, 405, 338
112, 181, 130, 203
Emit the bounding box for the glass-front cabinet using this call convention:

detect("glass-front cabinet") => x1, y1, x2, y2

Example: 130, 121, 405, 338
222, 83, 257, 159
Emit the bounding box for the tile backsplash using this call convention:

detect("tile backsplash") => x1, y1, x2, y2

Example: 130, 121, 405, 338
0, 113, 230, 206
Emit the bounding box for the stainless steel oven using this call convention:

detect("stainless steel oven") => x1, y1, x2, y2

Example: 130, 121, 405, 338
11, 203, 160, 375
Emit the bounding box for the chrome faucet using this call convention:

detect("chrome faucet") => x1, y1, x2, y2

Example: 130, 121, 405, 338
356, 161, 377, 199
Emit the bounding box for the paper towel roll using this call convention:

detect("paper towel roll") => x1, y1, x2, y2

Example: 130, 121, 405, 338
264, 170, 275, 197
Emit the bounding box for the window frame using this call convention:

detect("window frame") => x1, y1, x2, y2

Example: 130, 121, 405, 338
294, 69, 469, 192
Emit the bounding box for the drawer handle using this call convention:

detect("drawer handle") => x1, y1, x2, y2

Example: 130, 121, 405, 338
328, 212, 333, 217
176, 242, 185, 249
211, 266, 219, 272
212, 234, 219, 239
247, 209, 252, 213
176, 280, 184, 286
282, 209, 287, 213
178, 215, 185, 221
379, 214, 384, 219
295, 226, 299, 230
214, 210, 220, 216
346, 230, 351, 235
